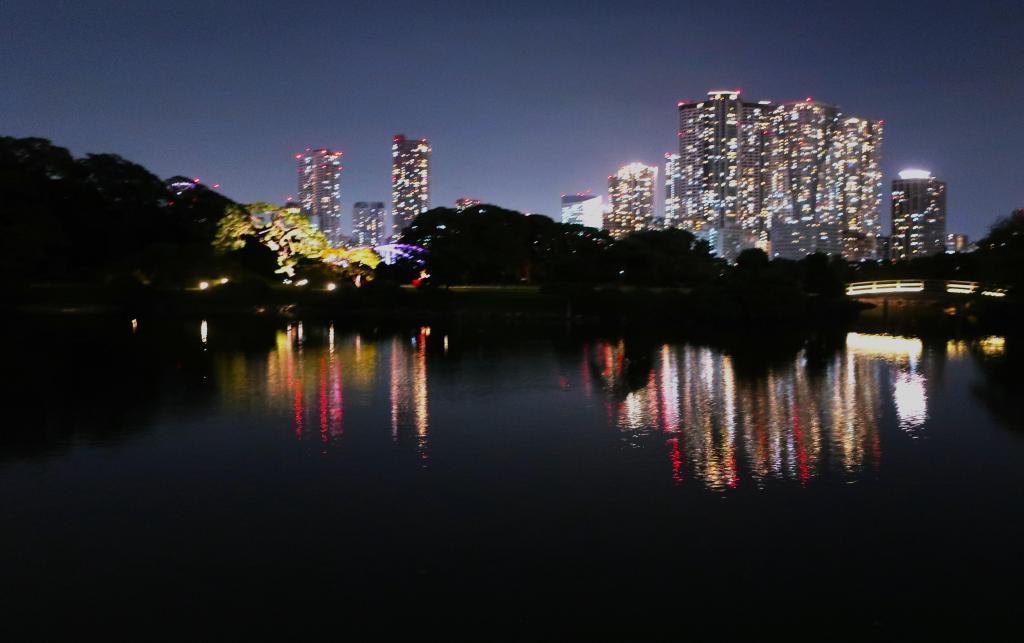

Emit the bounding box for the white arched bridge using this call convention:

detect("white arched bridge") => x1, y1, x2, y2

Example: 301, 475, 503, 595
845, 280, 1009, 299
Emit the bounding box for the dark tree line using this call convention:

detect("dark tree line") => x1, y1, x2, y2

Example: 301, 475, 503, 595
1, 136, 234, 285
3, 135, 1021, 300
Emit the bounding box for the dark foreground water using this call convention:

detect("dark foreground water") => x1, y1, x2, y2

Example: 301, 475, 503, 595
2, 318, 1022, 638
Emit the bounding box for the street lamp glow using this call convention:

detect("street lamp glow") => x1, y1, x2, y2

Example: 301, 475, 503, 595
198, 281, 210, 290
325, 282, 337, 291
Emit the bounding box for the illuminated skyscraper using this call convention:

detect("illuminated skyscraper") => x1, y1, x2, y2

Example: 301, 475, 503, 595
455, 197, 481, 211
765, 100, 842, 259
663, 153, 682, 227
606, 163, 657, 239
297, 147, 344, 245
765, 101, 883, 260
829, 116, 884, 260
561, 193, 604, 229
676, 91, 772, 235
391, 135, 431, 238
352, 201, 386, 247
891, 169, 946, 260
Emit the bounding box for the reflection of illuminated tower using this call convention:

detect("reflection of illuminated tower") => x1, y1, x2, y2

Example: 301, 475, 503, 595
606, 162, 657, 239
587, 339, 887, 490
389, 332, 429, 462
891, 170, 946, 260
391, 135, 431, 238
297, 148, 344, 246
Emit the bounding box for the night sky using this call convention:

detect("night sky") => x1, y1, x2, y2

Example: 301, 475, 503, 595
2, 0, 1021, 239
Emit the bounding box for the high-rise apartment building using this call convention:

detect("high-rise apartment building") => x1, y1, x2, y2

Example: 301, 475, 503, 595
831, 116, 884, 253
765, 100, 841, 259
561, 193, 604, 229
297, 148, 344, 246
765, 100, 883, 260
676, 91, 773, 236
663, 153, 682, 227
352, 201, 386, 247
891, 169, 946, 260
391, 134, 431, 238
606, 163, 657, 239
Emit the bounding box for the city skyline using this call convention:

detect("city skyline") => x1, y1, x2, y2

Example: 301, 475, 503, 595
2, 1, 1020, 241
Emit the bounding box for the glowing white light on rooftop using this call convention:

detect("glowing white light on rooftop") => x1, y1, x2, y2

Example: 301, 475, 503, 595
898, 169, 931, 180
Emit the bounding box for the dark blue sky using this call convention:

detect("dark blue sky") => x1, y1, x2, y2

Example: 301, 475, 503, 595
2, 0, 1021, 239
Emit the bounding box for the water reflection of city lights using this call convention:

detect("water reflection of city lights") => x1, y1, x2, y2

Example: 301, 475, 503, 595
846, 333, 922, 359
977, 336, 1006, 357
589, 339, 888, 491
893, 371, 927, 434
200, 320, 208, 345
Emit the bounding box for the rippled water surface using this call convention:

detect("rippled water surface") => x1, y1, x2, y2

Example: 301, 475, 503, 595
2, 319, 1022, 637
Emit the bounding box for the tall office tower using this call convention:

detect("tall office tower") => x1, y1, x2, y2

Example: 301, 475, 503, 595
560, 193, 604, 229
605, 163, 657, 239
297, 148, 344, 245
352, 201, 386, 247
455, 197, 481, 211
765, 100, 842, 259
890, 169, 946, 259
677, 91, 772, 248
663, 153, 682, 227
391, 134, 431, 238
829, 117, 884, 260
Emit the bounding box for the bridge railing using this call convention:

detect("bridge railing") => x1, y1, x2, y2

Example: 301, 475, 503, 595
845, 280, 925, 296
845, 280, 1009, 298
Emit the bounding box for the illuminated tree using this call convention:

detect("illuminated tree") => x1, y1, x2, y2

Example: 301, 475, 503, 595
213, 204, 259, 252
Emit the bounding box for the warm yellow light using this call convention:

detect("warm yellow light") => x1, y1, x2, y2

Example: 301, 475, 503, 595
198, 281, 210, 290
846, 332, 923, 358
978, 336, 1006, 356
295, 279, 309, 286
220, 277, 229, 284
326, 283, 337, 291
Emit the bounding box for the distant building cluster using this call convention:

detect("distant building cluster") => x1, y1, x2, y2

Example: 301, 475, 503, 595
288, 90, 965, 263
294, 135, 431, 248
588, 90, 887, 261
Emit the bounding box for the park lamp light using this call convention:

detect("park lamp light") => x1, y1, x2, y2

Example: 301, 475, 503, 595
326, 283, 337, 291
295, 278, 309, 287
198, 281, 210, 290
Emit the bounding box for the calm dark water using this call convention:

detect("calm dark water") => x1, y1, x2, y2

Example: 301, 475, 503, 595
1, 318, 1022, 638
